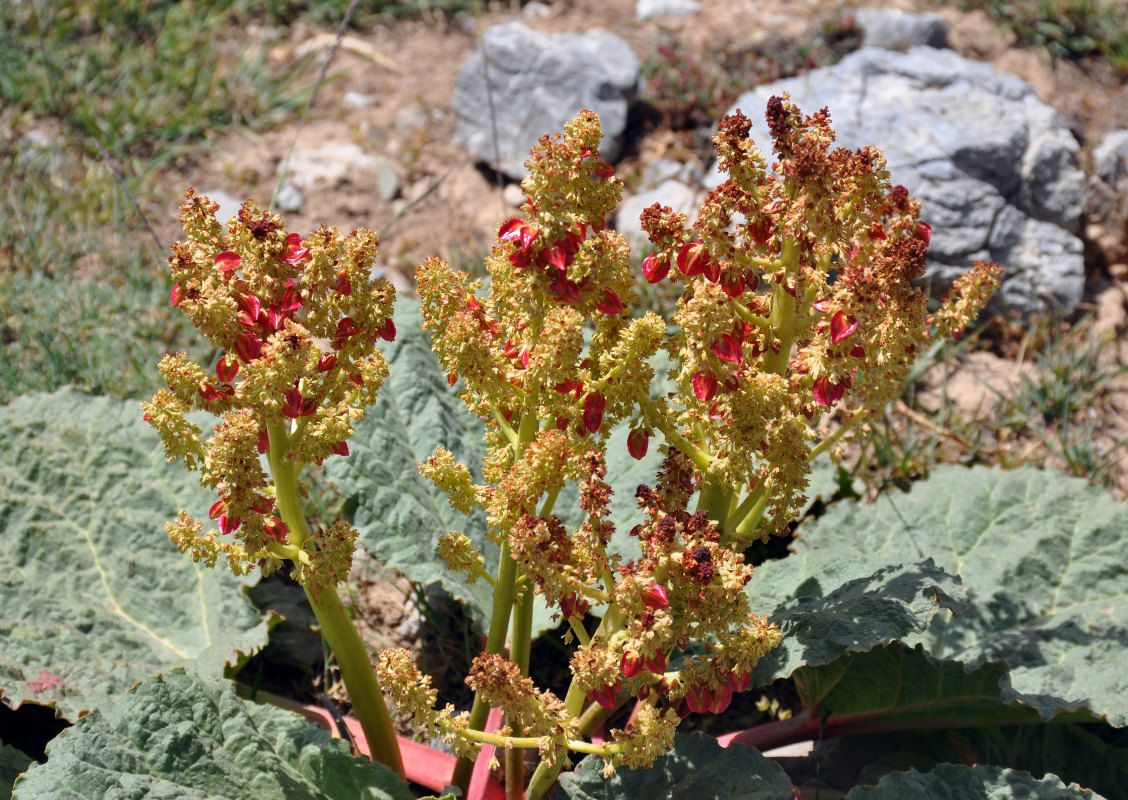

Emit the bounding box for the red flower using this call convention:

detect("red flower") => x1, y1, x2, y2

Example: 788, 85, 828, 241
170, 283, 182, 307
263, 516, 289, 543
279, 233, 309, 265
332, 270, 352, 295
582, 392, 606, 434
198, 382, 221, 401
216, 357, 239, 383
621, 651, 642, 679
917, 221, 932, 245
257, 428, 270, 454
218, 514, 241, 535
641, 252, 670, 283
331, 441, 349, 457
829, 311, 858, 344
711, 333, 744, 365
677, 241, 711, 277
692, 370, 718, 402
644, 651, 667, 675
317, 352, 337, 372
595, 288, 623, 316
209, 499, 226, 519
234, 330, 262, 363
641, 583, 669, 609
812, 375, 848, 407
627, 428, 649, 460
215, 251, 241, 272
728, 670, 751, 693
333, 317, 359, 349
251, 495, 274, 514
282, 383, 317, 418
376, 318, 396, 342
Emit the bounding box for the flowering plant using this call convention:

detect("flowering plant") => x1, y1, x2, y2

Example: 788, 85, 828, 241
123, 96, 1036, 800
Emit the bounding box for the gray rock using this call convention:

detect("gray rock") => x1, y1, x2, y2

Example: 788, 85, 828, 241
275, 181, 305, 213
1086, 129, 1128, 259
452, 21, 640, 180
1093, 129, 1128, 185
376, 158, 400, 202
853, 7, 948, 51
714, 47, 1086, 314
284, 142, 377, 188
615, 179, 700, 251
640, 157, 704, 190
637, 0, 701, 22
200, 189, 244, 231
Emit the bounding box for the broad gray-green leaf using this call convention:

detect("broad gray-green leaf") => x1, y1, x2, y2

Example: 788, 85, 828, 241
843, 763, 1104, 799
11, 669, 413, 800
326, 301, 496, 629
0, 389, 269, 720
555, 733, 794, 799
796, 466, 1128, 726
745, 554, 966, 686
1, 744, 33, 799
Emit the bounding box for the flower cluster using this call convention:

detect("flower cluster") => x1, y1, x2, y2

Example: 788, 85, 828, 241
142, 192, 395, 582
393, 99, 997, 794
638, 95, 1000, 541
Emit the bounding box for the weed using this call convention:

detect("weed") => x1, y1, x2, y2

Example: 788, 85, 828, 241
944, 0, 1128, 67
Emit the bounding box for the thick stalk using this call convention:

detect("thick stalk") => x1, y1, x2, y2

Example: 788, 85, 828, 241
266, 420, 404, 775
761, 238, 800, 377
505, 588, 536, 799
524, 605, 621, 800
451, 541, 520, 792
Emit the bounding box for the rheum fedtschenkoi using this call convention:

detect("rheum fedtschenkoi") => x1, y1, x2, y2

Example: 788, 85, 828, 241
392, 98, 998, 794
143, 192, 394, 583
142, 192, 405, 774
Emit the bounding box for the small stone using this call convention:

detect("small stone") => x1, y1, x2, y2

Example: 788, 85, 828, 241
343, 91, 375, 109
285, 142, 377, 188
637, 0, 701, 22
503, 183, 525, 208
199, 189, 243, 231
853, 8, 949, 51
376, 158, 400, 202
275, 182, 305, 213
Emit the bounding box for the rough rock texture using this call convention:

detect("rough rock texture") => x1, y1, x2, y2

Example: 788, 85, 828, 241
717, 47, 1086, 314
854, 7, 949, 51
1086, 129, 1128, 264
452, 21, 640, 180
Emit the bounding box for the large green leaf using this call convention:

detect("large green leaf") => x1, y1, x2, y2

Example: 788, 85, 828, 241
555, 732, 795, 799
1, 744, 33, 799
11, 669, 414, 800
745, 553, 966, 686
843, 763, 1104, 799
326, 301, 496, 629
795, 466, 1128, 726
0, 389, 269, 720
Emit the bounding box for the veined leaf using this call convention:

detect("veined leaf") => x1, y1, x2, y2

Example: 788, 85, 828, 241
11, 670, 414, 800
843, 762, 1105, 799
555, 733, 795, 799
326, 301, 497, 629
796, 466, 1128, 727
745, 553, 967, 686
0, 389, 269, 721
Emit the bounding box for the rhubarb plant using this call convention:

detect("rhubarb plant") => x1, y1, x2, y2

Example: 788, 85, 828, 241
7, 96, 1126, 800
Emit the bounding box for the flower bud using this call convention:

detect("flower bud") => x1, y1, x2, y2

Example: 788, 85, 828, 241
627, 428, 649, 460
641, 583, 669, 609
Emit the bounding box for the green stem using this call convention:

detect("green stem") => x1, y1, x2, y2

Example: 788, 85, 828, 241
761, 238, 799, 377
266, 420, 403, 776
506, 587, 535, 800
451, 540, 520, 793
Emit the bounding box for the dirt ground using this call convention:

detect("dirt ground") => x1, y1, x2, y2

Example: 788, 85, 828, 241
168, 0, 1128, 499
